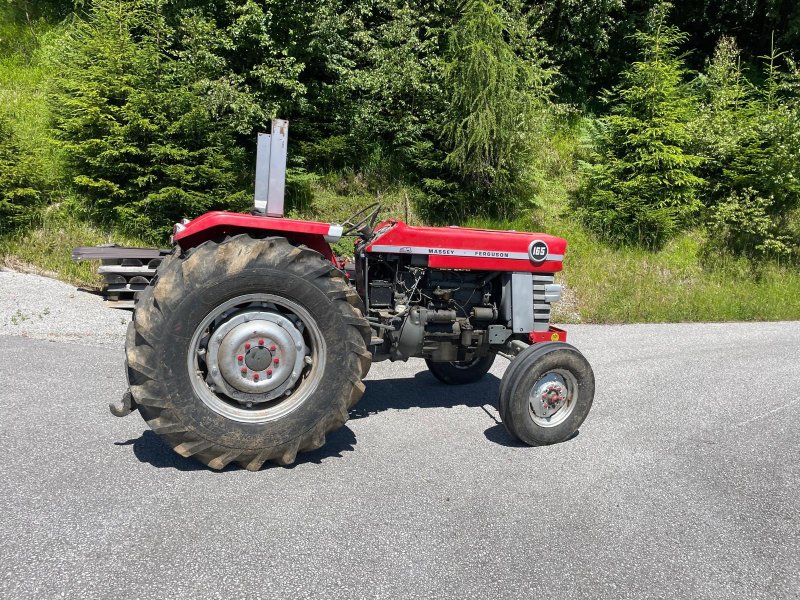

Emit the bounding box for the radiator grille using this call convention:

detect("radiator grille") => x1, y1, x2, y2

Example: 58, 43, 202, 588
532, 274, 555, 332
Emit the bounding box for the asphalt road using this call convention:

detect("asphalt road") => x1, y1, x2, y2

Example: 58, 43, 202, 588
1, 320, 799, 599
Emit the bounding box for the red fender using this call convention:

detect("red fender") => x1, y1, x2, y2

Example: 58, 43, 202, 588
172, 211, 343, 263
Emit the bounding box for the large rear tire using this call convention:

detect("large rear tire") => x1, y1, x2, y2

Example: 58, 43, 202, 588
125, 235, 371, 470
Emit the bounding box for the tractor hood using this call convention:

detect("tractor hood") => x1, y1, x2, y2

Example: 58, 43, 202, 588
366, 220, 566, 273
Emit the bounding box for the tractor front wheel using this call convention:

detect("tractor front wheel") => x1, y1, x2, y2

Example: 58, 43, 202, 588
499, 343, 594, 445
125, 235, 371, 470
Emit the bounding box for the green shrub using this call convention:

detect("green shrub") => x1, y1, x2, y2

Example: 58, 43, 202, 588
577, 2, 704, 249
49, 0, 262, 241
694, 36, 800, 261
0, 115, 42, 233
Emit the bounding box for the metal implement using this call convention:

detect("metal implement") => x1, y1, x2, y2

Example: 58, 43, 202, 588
72, 245, 170, 309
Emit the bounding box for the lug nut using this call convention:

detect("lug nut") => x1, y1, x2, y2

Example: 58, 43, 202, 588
258, 339, 264, 346
267, 368, 273, 376
273, 357, 280, 364
253, 373, 260, 381
237, 354, 244, 362
240, 367, 247, 375
270, 344, 277, 351
245, 342, 251, 350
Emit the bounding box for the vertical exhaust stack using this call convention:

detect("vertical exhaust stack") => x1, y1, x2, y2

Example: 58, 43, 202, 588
253, 118, 289, 218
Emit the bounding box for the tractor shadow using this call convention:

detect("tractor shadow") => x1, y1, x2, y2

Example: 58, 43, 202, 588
115, 427, 358, 472
352, 371, 502, 418
355, 371, 525, 447
115, 370, 524, 471
356, 371, 578, 448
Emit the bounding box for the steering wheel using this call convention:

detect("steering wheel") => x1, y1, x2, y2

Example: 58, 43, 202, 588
340, 202, 382, 237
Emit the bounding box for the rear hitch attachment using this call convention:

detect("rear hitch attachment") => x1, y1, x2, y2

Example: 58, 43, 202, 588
109, 390, 137, 418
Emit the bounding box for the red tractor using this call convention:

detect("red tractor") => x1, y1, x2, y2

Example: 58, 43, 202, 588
108, 121, 595, 470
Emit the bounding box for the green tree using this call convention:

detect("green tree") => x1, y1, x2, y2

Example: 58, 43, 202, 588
280, 0, 449, 174
0, 115, 42, 233
530, 0, 625, 105
577, 2, 703, 248
50, 0, 254, 240
695, 36, 800, 260
441, 0, 554, 218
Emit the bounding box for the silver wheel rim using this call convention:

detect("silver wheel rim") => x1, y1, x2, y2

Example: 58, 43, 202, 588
187, 293, 326, 424
528, 369, 578, 428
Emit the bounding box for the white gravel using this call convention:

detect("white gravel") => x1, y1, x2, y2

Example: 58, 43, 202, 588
0, 268, 128, 348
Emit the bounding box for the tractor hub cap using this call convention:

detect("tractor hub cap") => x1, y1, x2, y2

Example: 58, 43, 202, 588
528, 370, 578, 428
207, 312, 306, 398
245, 345, 272, 372
187, 294, 326, 424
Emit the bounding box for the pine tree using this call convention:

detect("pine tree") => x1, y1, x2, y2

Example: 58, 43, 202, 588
441, 0, 553, 218
0, 115, 42, 233
578, 2, 703, 249
50, 0, 248, 241
692, 36, 748, 194
697, 37, 800, 260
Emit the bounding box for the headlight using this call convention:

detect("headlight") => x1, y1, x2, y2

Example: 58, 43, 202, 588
544, 283, 562, 303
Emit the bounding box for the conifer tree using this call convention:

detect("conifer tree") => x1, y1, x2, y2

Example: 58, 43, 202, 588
442, 0, 553, 217
0, 116, 42, 233
696, 36, 800, 259
50, 0, 246, 240
578, 2, 703, 249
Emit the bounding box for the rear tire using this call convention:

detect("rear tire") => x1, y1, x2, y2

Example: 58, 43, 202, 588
499, 343, 594, 445
125, 235, 371, 470
425, 354, 495, 385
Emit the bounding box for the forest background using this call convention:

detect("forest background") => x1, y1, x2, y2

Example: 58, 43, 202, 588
1, 0, 799, 322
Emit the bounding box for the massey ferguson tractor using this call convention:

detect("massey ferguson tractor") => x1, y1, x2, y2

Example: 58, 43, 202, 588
88, 120, 595, 470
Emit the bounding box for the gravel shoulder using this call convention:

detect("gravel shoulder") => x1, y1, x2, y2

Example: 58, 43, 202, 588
0, 268, 127, 348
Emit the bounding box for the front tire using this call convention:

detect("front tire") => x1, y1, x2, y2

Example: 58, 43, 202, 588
125, 235, 371, 470
425, 354, 495, 385
499, 343, 594, 445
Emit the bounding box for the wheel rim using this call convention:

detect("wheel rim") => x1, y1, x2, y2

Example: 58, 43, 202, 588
450, 357, 483, 370
187, 293, 326, 424
528, 369, 578, 428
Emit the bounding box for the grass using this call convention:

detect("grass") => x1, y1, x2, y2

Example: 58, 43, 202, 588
0, 15, 64, 186
552, 221, 800, 323
0, 207, 152, 287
